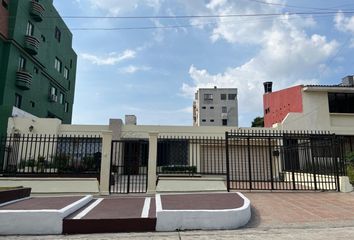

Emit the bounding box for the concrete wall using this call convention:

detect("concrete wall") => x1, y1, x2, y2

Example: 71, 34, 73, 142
279, 88, 354, 135
194, 88, 238, 127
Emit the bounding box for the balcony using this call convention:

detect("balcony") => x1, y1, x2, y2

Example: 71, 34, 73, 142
16, 71, 32, 90
24, 35, 40, 55
30, 1, 45, 22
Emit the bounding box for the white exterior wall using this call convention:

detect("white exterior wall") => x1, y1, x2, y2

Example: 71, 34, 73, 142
194, 88, 238, 127
278, 88, 354, 135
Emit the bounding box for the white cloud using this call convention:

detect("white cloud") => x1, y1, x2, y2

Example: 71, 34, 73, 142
119, 65, 151, 74
80, 49, 136, 65
88, 0, 163, 16
181, 1, 338, 118
334, 11, 354, 48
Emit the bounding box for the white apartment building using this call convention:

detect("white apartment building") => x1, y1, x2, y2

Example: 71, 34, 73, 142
193, 87, 238, 126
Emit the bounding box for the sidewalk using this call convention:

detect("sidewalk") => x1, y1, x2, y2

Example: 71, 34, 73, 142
1, 191, 354, 239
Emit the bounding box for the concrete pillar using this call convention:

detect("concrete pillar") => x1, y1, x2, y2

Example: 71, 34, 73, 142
340, 176, 353, 193
147, 132, 158, 194
109, 118, 123, 140
99, 131, 113, 195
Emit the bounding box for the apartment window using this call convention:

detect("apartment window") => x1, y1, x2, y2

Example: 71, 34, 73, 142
41, 35, 46, 42
54, 57, 62, 72
202, 119, 206, 122
55, 27, 61, 42
15, 94, 22, 108
50, 86, 57, 96
26, 21, 34, 36
222, 106, 227, 113
30, 101, 35, 108
265, 107, 270, 114
228, 94, 237, 100
2, 0, 8, 9
64, 67, 69, 80
328, 93, 354, 114
70, 59, 73, 68
220, 94, 226, 100
222, 119, 228, 126
59, 93, 64, 104
64, 102, 69, 113
210, 119, 214, 122
210, 106, 214, 109
204, 93, 213, 101
33, 67, 38, 74
18, 56, 26, 70
202, 106, 206, 109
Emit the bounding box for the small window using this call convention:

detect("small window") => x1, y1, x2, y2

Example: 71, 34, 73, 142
68, 81, 71, 90
59, 93, 64, 104
18, 56, 26, 70
54, 57, 62, 72
26, 21, 34, 36
228, 94, 237, 100
220, 94, 226, 100
202, 119, 206, 122
64, 67, 69, 79
222, 119, 228, 126
202, 106, 206, 109
55, 27, 61, 42
210, 119, 214, 122
70, 59, 73, 68
50, 86, 57, 96
2, 0, 8, 9
210, 106, 214, 109
41, 35, 46, 42
34, 67, 38, 74
64, 102, 69, 113
30, 101, 35, 108
15, 94, 22, 108
204, 94, 213, 101
222, 106, 227, 113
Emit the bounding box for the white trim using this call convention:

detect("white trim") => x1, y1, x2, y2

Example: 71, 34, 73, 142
73, 198, 103, 219
156, 194, 162, 212
141, 197, 151, 218
0, 197, 31, 208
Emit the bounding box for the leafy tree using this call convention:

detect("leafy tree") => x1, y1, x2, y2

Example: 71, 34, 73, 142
251, 117, 264, 127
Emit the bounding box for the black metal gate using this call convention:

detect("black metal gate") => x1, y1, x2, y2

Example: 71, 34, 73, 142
225, 130, 346, 191
110, 140, 149, 193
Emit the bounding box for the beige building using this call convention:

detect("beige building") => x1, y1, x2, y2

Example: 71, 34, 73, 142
193, 87, 238, 127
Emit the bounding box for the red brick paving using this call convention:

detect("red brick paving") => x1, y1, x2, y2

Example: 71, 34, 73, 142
0, 196, 82, 210
243, 191, 354, 227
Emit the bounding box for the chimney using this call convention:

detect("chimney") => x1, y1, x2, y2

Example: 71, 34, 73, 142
263, 82, 273, 93
125, 115, 137, 125
342, 76, 354, 87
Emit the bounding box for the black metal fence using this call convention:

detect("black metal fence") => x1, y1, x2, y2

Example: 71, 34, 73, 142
157, 136, 227, 176
110, 140, 148, 193
0, 134, 102, 177
226, 130, 346, 191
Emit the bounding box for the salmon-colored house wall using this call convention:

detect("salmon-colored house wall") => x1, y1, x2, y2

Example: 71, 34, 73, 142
263, 85, 303, 127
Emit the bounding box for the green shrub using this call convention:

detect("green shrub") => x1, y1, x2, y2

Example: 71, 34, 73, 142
53, 154, 70, 173
161, 165, 197, 174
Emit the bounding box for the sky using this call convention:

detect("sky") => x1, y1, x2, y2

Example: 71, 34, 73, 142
52, 0, 354, 127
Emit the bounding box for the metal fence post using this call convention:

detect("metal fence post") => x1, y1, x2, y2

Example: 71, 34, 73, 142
225, 132, 230, 192
268, 138, 274, 190
99, 131, 113, 195
247, 137, 252, 190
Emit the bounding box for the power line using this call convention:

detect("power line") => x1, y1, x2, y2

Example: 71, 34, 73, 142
8, 10, 354, 20
243, 0, 344, 11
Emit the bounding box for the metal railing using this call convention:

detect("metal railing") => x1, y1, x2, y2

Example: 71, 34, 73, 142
226, 129, 346, 191
157, 136, 227, 176
0, 134, 102, 177
110, 140, 148, 193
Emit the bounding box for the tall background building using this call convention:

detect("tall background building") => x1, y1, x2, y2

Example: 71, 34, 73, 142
193, 87, 238, 126
0, 0, 77, 134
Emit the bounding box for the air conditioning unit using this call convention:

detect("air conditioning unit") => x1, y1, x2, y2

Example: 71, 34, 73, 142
49, 94, 57, 102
